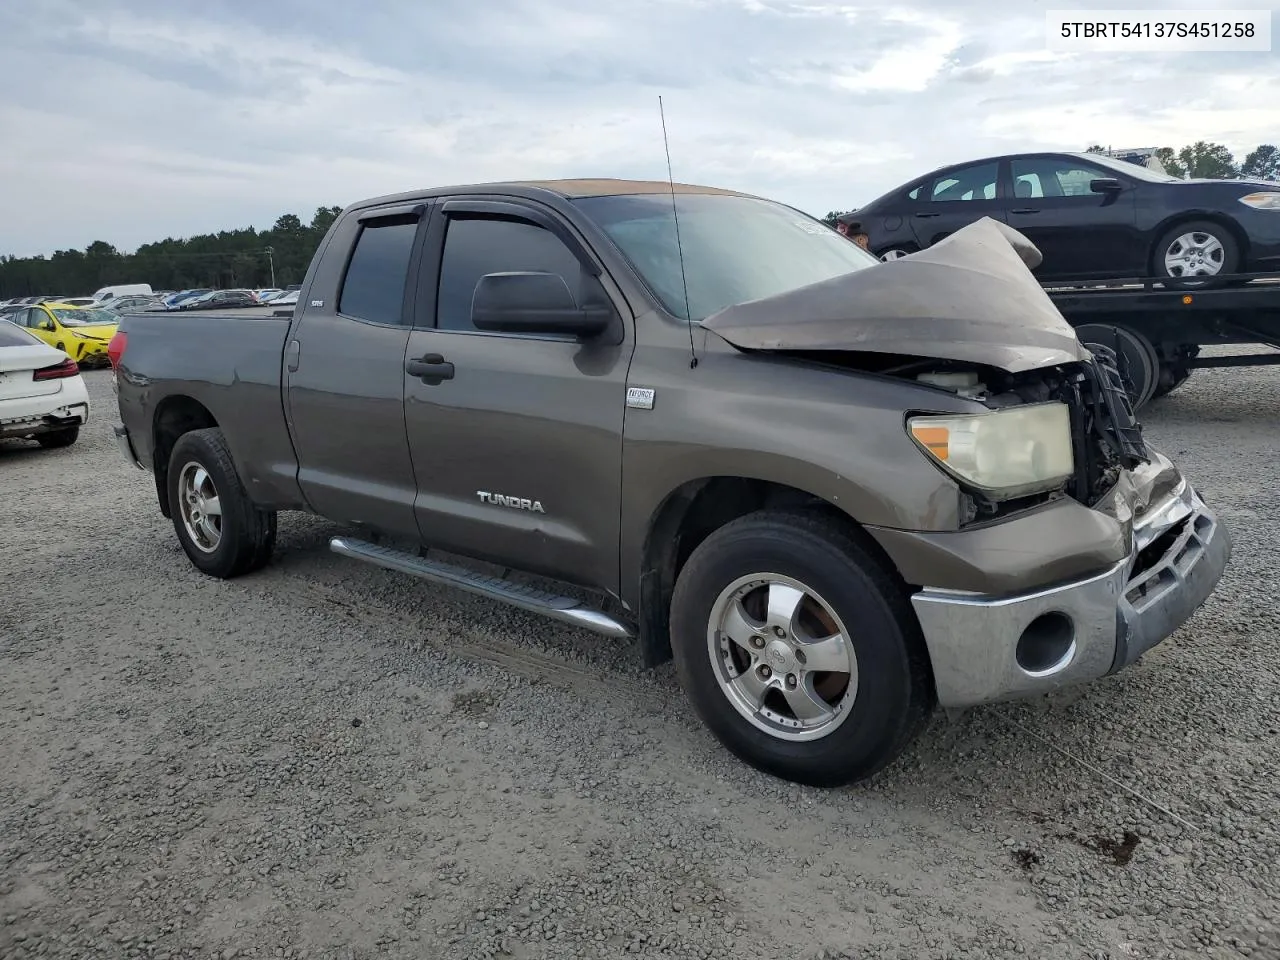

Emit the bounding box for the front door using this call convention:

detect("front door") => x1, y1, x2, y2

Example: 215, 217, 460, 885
909, 158, 1008, 249
284, 205, 427, 538
1006, 155, 1141, 279
402, 202, 633, 592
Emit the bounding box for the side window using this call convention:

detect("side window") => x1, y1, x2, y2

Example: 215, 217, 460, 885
907, 185, 921, 200
1011, 158, 1110, 199
436, 217, 587, 334
338, 213, 420, 325
928, 161, 999, 202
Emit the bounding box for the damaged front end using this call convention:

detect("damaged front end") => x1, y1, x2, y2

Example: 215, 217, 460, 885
701, 216, 1152, 521
701, 217, 1231, 707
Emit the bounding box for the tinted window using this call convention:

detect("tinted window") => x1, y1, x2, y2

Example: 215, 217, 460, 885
338, 213, 419, 325
436, 217, 585, 333
1012, 158, 1110, 198
929, 161, 999, 202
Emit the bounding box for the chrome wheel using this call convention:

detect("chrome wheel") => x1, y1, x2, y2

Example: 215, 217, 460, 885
1163, 231, 1225, 278
178, 461, 222, 553
706, 574, 858, 743
879, 248, 910, 261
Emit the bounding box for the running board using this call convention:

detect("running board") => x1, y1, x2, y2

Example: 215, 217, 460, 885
329, 536, 636, 640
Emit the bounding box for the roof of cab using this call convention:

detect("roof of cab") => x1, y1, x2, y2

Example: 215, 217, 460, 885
346, 178, 760, 213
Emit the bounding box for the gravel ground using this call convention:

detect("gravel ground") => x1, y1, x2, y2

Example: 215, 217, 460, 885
2, 355, 1277, 960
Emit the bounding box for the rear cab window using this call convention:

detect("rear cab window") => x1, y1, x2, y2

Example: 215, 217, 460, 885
338, 213, 420, 325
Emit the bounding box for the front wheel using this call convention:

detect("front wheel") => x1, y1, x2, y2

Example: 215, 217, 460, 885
669, 509, 934, 787
167, 427, 276, 578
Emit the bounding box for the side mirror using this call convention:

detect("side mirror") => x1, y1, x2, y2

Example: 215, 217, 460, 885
471, 271, 611, 339
1090, 177, 1123, 193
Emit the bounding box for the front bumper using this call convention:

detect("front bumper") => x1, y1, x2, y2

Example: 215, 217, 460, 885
910, 478, 1231, 709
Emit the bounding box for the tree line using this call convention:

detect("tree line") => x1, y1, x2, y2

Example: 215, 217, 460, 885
822, 141, 1279, 225
3, 138, 1276, 297
0, 206, 344, 299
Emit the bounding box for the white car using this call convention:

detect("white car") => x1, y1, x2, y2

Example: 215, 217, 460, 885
0, 319, 90, 448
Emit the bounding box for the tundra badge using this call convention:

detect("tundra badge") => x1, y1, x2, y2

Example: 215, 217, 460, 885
477, 491, 546, 514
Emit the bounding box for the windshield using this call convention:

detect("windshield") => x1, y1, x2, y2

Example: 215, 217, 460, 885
1077, 153, 1179, 182
574, 193, 879, 322
52, 307, 119, 326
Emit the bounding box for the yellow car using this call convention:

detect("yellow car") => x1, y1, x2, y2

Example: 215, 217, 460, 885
9, 302, 119, 367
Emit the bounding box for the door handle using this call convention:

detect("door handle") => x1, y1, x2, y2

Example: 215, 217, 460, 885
914, 212, 940, 218
406, 353, 455, 385
1009, 208, 1040, 214
285, 339, 300, 373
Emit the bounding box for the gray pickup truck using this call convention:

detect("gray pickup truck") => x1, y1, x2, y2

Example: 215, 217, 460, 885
110, 179, 1231, 787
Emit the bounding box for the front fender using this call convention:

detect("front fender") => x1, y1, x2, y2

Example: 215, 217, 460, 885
618, 346, 978, 609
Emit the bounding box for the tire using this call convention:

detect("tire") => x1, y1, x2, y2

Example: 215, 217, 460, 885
1075, 323, 1159, 409
36, 426, 79, 448
878, 247, 915, 262
166, 427, 276, 579
1150, 365, 1195, 401
1152, 220, 1240, 289
669, 508, 934, 787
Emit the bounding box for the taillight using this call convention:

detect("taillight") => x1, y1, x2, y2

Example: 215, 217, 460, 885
33, 357, 80, 381
108, 331, 127, 370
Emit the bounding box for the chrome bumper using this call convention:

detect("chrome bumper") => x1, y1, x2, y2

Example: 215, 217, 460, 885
911, 480, 1231, 710
114, 423, 144, 469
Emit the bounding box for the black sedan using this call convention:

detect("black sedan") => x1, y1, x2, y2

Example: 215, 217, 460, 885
844, 151, 1280, 284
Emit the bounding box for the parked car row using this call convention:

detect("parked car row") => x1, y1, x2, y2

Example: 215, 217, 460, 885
1, 285, 301, 315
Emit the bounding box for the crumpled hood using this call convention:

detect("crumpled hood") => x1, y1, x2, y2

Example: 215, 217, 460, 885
700, 217, 1090, 374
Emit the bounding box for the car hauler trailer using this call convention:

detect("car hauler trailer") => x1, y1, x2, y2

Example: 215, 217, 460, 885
1045, 271, 1280, 408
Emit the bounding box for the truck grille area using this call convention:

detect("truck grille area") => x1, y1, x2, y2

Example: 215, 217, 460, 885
1063, 345, 1151, 507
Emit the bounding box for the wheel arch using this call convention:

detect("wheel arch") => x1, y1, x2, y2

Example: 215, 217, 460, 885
1147, 211, 1250, 273
634, 475, 908, 669
152, 395, 219, 518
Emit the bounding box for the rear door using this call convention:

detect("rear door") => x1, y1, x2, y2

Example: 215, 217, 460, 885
283, 202, 431, 538
400, 198, 634, 591
1005, 155, 1141, 279
908, 158, 1008, 249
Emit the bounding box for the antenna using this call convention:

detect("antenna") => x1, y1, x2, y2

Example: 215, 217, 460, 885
659, 95, 698, 369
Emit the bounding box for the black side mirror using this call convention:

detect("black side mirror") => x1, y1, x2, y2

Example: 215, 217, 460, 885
1090, 177, 1123, 193
471, 271, 611, 339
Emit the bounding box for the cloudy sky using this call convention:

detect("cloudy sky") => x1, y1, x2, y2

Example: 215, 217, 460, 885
2, 0, 1276, 257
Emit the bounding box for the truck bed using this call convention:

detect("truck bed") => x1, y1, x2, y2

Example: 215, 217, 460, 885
114, 308, 302, 509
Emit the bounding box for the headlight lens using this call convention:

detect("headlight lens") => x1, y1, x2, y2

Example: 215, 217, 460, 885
1239, 192, 1280, 211
907, 402, 1074, 501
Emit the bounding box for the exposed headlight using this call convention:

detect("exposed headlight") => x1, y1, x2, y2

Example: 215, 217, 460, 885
907, 402, 1074, 501
1239, 192, 1280, 211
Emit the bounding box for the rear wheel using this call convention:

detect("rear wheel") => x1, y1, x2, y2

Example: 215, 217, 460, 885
1153, 220, 1239, 289
167, 427, 276, 578
1075, 323, 1160, 409
669, 508, 934, 787
878, 246, 915, 261
36, 426, 79, 448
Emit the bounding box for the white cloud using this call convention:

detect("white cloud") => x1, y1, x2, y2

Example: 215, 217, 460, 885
0, 0, 1277, 256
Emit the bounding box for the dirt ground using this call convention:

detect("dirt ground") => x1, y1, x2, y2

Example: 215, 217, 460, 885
2, 359, 1278, 960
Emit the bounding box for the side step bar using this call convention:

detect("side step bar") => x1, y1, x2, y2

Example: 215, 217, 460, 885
329, 536, 636, 640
